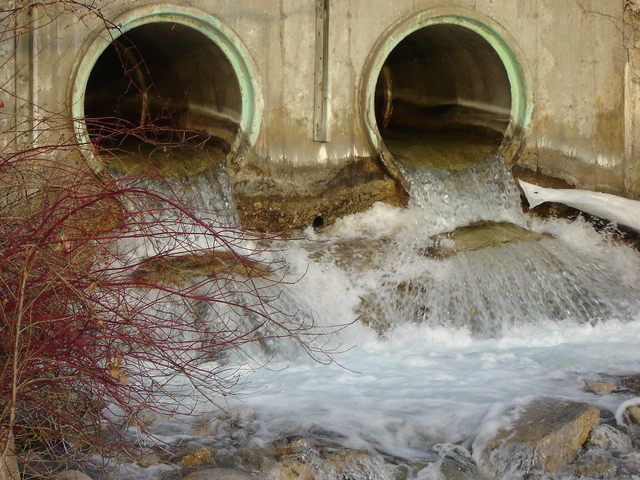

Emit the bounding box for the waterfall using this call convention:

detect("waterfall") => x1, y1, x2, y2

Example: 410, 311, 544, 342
269, 153, 640, 340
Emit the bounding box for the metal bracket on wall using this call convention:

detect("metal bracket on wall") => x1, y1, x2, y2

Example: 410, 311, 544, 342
313, 0, 330, 142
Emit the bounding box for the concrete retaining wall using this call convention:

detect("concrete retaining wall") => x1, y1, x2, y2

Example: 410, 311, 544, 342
1, 0, 638, 205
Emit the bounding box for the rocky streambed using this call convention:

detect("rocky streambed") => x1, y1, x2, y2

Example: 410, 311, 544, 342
43, 373, 638, 480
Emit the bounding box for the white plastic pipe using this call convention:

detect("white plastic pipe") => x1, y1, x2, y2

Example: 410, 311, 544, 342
519, 179, 640, 233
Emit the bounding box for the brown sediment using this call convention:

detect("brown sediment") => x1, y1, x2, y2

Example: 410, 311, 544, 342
232, 156, 409, 235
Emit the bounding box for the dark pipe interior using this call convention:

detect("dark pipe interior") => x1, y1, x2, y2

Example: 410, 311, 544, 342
84, 22, 242, 173
375, 24, 512, 168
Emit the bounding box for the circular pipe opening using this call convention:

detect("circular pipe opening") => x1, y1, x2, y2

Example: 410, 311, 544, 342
71, 6, 262, 176
362, 11, 532, 178
375, 24, 511, 169
84, 22, 241, 174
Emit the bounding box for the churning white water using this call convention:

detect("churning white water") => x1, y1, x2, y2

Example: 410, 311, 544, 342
114, 163, 240, 262
114, 154, 640, 479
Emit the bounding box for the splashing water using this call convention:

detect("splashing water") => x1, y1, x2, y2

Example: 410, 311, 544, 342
113, 163, 241, 262
115, 151, 640, 479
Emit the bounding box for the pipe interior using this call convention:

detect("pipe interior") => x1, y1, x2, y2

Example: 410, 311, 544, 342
84, 22, 242, 172
375, 24, 513, 168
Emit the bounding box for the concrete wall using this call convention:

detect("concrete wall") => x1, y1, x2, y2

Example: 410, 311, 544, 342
1, 0, 639, 199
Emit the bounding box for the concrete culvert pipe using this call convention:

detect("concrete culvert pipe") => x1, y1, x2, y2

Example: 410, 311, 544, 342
376, 24, 510, 168
72, 7, 262, 176
364, 11, 531, 173
83, 22, 242, 174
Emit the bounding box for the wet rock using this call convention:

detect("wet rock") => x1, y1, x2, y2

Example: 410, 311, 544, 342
425, 221, 550, 259
54, 471, 93, 480
617, 399, 640, 439
583, 378, 617, 394
323, 449, 395, 479
181, 468, 261, 480
306, 238, 388, 273
272, 436, 320, 456
356, 280, 421, 334
269, 436, 398, 480
135, 452, 163, 468
568, 448, 617, 478
437, 446, 485, 480
439, 456, 481, 480
192, 418, 219, 438
271, 457, 315, 480
178, 447, 216, 468
131, 252, 272, 287
587, 424, 634, 454
584, 373, 640, 395
133, 409, 157, 427
621, 451, 640, 475
475, 397, 600, 479
617, 375, 640, 394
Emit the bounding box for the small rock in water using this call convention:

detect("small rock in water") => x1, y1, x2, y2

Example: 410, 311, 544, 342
474, 397, 600, 479
436, 445, 486, 480
587, 424, 634, 454
131, 409, 157, 427
568, 448, 617, 478
54, 470, 94, 480
181, 468, 262, 480
621, 451, 640, 475
135, 452, 163, 468
272, 456, 316, 480
268, 436, 398, 480
616, 399, 640, 440
583, 378, 617, 394
582, 373, 640, 395
179, 447, 216, 468
618, 374, 640, 394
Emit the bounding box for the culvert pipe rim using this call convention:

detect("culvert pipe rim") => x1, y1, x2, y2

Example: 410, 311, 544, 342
69, 4, 263, 171
360, 7, 533, 180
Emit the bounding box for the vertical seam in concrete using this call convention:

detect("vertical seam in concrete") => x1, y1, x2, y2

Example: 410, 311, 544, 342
625, 48, 630, 193
623, 2, 639, 195
14, 1, 34, 149
531, 0, 540, 172
313, 0, 330, 142
279, 0, 286, 162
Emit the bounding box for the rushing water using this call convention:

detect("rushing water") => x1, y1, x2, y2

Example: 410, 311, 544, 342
112, 146, 640, 479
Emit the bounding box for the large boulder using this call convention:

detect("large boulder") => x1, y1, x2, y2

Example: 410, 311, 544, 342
473, 397, 600, 479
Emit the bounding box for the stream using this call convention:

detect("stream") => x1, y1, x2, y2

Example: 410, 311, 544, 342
109, 141, 640, 479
